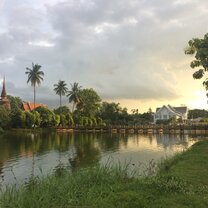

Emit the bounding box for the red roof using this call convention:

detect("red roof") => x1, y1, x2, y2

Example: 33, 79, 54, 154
23, 102, 48, 112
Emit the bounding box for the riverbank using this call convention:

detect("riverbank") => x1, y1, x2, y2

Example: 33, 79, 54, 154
0, 140, 208, 208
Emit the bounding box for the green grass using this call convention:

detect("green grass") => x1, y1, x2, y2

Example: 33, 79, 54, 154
1, 140, 208, 208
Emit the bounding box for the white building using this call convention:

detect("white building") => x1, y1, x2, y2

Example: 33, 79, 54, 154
154, 105, 188, 123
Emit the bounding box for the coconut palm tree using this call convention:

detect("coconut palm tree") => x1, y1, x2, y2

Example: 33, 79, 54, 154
53, 80, 68, 107
67, 82, 82, 113
25, 63, 44, 109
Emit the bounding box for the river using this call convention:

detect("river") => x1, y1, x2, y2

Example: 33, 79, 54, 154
0, 131, 204, 187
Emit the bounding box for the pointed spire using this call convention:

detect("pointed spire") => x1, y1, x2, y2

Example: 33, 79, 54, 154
1, 76, 7, 98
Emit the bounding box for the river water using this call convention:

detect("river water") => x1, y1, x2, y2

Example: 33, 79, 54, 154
0, 131, 204, 187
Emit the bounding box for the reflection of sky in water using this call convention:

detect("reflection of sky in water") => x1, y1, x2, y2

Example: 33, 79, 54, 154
0, 132, 204, 187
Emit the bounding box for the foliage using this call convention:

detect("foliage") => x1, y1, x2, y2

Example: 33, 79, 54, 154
67, 82, 82, 112
35, 107, 56, 127
52, 114, 60, 127
7, 95, 23, 112
99, 102, 122, 125
25, 63, 44, 87
185, 33, 208, 91
0, 127, 4, 134
78, 116, 95, 126
25, 112, 35, 128
156, 118, 172, 125
76, 88, 101, 118
58, 113, 74, 127
137, 112, 154, 125
53, 80, 68, 106
129, 108, 154, 125
53, 106, 70, 115
25, 62, 44, 107
0, 106, 10, 129
65, 113, 74, 126
10, 109, 26, 128
188, 109, 208, 119
31, 111, 41, 127
99, 102, 142, 125
59, 114, 67, 126
57, 113, 74, 127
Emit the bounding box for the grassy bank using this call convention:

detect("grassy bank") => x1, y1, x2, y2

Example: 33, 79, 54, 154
1, 141, 208, 208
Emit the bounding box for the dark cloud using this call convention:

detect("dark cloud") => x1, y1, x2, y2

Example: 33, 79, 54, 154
0, 0, 208, 109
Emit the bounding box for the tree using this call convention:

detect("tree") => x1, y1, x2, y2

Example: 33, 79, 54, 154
25, 111, 35, 128
65, 113, 74, 126
7, 96, 23, 112
0, 106, 10, 129
59, 114, 67, 126
67, 82, 82, 113
52, 114, 60, 127
54, 106, 70, 115
99, 102, 122, 125
25, 63, 44, 109
10, 109, 26, 128
35, 106, 55, 127
185, 33, 208, 91
31, 110, 41, 127
76, 88, 101, 118
53, 80, 68, 107
188, 109, 208, 119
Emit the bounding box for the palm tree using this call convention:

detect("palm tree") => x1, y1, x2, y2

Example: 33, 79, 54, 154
67, 82, 82, 113
25, 63, 44, 109
53, 80, 68, 107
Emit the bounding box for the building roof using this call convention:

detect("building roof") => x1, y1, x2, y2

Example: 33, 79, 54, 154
23, 102, 48, 112
174, 107, 188, 114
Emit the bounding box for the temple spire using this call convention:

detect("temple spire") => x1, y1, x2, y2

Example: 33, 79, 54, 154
0, 76, 11, 111
1, 76, 7, 98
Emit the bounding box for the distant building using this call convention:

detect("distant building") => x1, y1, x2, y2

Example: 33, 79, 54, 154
0, 77, 11, 111
22, 101, 48, 112
154, 105, 188, 123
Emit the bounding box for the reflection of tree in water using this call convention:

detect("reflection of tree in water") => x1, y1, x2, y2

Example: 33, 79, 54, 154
0, 131, 199, 180
97, 133, 129, 152
0, 132, 76, 175
0, 161, 3, 175
69, 133, 101, 170
155, 134, 190, 150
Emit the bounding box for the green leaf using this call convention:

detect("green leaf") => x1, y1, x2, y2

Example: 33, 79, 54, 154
193, 69, 204, 79
190, 60, 201, 68
203, 79, 208, 90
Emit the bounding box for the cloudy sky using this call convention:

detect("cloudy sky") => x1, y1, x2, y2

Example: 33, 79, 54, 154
0, 0, 208, 112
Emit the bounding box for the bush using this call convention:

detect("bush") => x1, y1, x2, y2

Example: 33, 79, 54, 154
35, 107, 55, 127
10, 109, 26, 128
0, 106, 10, 129
25, 112, 35, 128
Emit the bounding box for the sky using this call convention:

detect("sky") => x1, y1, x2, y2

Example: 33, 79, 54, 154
0, 0, 208, 113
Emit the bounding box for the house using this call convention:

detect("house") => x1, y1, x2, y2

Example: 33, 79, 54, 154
154, 105, 188, 123
22, 101, 48, 112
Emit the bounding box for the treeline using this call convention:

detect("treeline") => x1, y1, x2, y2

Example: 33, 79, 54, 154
188, 109, 208, 119
0, 93, 154, 131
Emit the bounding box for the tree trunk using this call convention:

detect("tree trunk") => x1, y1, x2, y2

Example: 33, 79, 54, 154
72, 102, 75, 113
34, 84, 36, 109
60, 95, 62, 107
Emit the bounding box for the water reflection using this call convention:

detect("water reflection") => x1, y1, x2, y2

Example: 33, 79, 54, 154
0, 132, 203, 186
